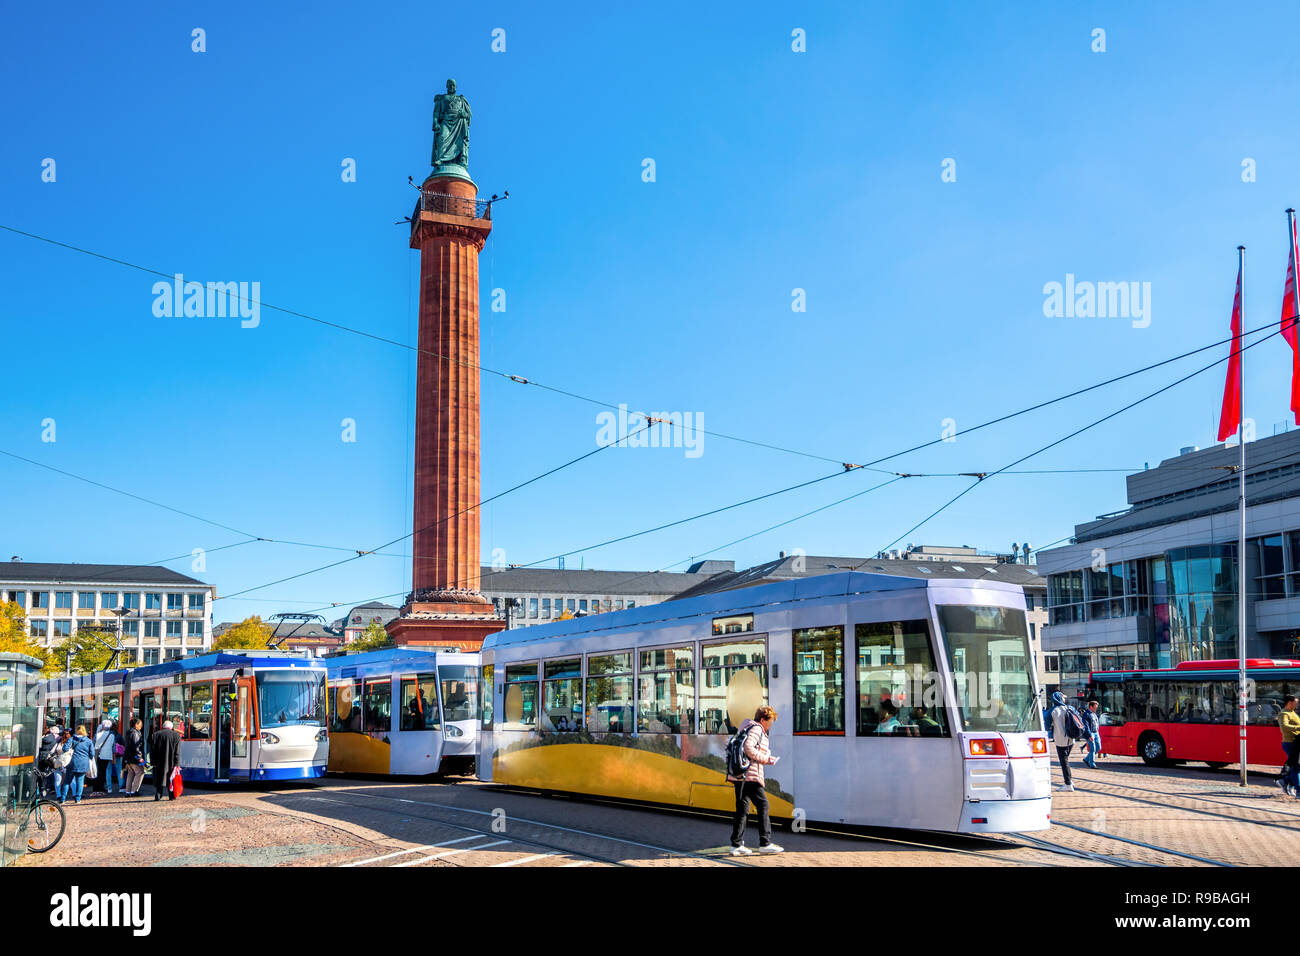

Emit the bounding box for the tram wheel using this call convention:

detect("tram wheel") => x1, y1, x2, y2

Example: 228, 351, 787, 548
1138, 732, 1168, 767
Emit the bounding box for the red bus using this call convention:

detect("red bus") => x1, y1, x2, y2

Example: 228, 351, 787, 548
1088, 659, 1300, 768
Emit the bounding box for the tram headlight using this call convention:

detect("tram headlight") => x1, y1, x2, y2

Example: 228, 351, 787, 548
260, 731, 280, 745
445, 725, 463, 738
315, 729, 327, 742
968, 738, 1007, 757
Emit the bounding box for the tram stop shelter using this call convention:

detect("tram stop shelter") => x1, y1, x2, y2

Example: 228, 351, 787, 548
0, 652, 43, 866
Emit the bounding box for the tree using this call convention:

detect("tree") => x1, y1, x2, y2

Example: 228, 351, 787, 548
211, 616, 273, 651
49, 628, 132, 675
0, 600, 50, 670
348, 620, 393, 652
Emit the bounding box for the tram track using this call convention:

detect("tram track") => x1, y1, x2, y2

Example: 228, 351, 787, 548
1074, 773, 1300, 829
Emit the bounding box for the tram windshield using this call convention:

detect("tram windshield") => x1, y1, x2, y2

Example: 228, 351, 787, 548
439, 665, 479, 722
258, 671, 327, 729
937, 605, 1036, 732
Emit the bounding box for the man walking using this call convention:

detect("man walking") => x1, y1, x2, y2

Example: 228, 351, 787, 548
1047, 692, 1077, 792
1278, 695, 1300, 797
1082, 698, 1102, 769
148, 719, 182, 801
727, 705, 784, 856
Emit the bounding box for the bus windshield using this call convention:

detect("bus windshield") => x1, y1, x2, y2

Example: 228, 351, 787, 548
258, 671, 327, 729
938, 605, 1036, 732
439, 665, 479, 723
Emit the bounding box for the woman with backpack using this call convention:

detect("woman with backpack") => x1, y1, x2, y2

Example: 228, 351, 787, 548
1048, 691, 1082, 792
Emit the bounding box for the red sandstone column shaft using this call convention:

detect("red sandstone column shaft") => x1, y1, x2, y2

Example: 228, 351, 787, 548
411, 178, 491, 595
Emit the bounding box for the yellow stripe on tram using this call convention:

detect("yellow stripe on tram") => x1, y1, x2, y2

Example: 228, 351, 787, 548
0, 756, 34, 767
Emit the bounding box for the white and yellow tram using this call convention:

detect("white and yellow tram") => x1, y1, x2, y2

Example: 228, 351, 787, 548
478, 571, 1051, 833
326, 648, 480, 776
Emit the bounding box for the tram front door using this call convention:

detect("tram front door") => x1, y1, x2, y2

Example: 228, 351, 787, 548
216, 682, 232, 781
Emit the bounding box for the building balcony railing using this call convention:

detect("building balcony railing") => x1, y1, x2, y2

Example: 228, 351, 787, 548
413, 189, 493, 223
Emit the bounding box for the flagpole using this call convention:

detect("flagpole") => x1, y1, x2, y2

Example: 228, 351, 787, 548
1238, 244, 1248, 788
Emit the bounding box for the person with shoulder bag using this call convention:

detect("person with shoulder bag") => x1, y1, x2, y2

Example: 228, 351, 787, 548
122, 718, 148, 795
63, 725, 96, 804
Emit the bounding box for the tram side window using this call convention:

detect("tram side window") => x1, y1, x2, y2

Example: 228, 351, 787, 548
330, 680, 362, 733
586, 652, 633, 734
163, 688, 187, 736
363, 679, 392, 733
543, 658, 583, 732
793, 626, 844, 735
184, 682, 212, 740
503, 662, 539, 730
400, 675, 439, 731
855, 621, 948, 737
699, 639, 767, 735
638, 646, 694, 734
480, 664, 494, 731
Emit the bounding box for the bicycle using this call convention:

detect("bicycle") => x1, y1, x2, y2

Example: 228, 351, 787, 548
22, 767, 67, 854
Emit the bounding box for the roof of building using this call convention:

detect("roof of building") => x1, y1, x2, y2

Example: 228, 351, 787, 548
670, 554, 1042, 601
0, 561, 209, 587
478, 565, 716, 595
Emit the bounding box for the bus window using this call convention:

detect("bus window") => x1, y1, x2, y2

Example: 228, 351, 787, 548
1096, 684, 1125, 725
400, 675, 439, 731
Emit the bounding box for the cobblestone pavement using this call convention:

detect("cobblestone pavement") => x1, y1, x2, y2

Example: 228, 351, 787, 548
20, 759, 1295, 867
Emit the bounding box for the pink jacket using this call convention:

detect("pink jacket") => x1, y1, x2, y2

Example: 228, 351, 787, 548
728, 719, 776, 785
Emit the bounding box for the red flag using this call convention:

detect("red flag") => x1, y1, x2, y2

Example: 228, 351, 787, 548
1218, 264, 1243, 443
1283, 215, 1300, 421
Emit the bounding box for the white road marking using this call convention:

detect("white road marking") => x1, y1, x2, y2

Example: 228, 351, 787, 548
343, 835, 486, 868
492, 851, 559, 867
561, 860, 594, 867
394, 838, 511, 866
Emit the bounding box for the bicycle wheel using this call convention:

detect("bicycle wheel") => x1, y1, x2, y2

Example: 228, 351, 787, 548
25, 800, 66, 853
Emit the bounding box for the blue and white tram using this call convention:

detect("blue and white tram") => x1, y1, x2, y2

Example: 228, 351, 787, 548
479, 571, 1051, 834
325, 648, 480, 776
42, 651, 329, 783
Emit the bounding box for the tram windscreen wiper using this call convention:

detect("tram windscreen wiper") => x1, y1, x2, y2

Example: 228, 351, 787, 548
1013, 690, 1042, 734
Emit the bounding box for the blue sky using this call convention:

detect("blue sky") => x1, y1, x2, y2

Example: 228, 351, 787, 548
4, 1, 1300, 623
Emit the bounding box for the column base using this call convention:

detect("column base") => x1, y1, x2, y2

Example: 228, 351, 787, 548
385, 601, 505, 652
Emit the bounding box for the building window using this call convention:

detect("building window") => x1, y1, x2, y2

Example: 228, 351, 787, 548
528, 598, 538, 619
637, 646, 693, 734
143, 650, 160, 666
699, 638, 767, 735
144, 621, 161, 638
167, 593, 183, 611
856, 620, 948, 736
628, 601, 636, 609
541, 598, 551, 619
1258, 534, 1287, 599
585, 652, 632, 733
31, 591, 48, 609
794, 626, 844, 735
100, 592, 119, 610
30, 620, 47, 639
55, 591, 73, 610
53, 620, 72, 638
187, 621, 203, 638
1166, 544, 1238, 663
579, 600, 588, 612
166, 621, 182, 638
122, 593, 139, 610
77, 592, 95, 610
3, 590, 26, 608
188, 593, 204, 610
503, 662, 539, 730
1047, 570, 1084, 624
120, 621, 138, 639
614, 600, 624, 611
1045, 655, 1059, 672
146, 593, 162, 610
164, 649, 183, 661
567, 599, 575, 612
542, 658, 582, 732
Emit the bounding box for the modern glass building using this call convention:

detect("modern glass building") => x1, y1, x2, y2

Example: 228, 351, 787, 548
0, 652, 43, 866
1040, 430, 1300, 698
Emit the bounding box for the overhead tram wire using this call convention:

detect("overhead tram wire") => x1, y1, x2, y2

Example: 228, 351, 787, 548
214, 422, 658, 601
855, 328, 1286, 567
1, 223, 1289, 476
